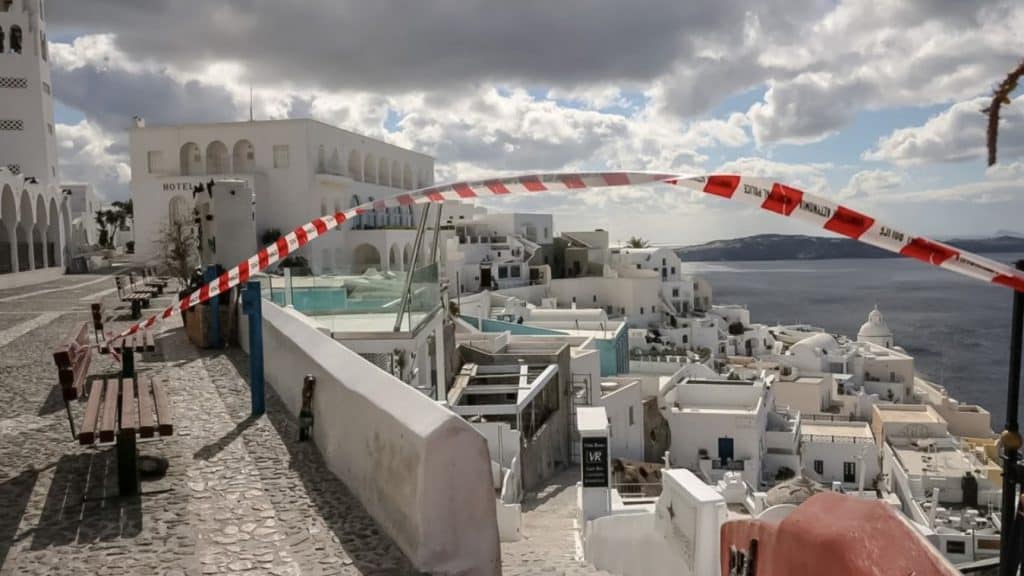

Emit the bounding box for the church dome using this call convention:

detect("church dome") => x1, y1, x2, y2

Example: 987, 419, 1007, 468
858, 306, 892, 339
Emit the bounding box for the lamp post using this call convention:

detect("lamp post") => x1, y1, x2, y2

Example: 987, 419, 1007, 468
998, 260, 1024, 576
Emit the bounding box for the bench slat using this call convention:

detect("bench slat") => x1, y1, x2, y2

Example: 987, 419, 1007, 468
152, 378, 173, 436
53, 321, 90, 368
138, 377, 155, 438
99, 379, 119, 443
120, 378, 138, 433
79, 379, 104, 445
69, 347, 92, 401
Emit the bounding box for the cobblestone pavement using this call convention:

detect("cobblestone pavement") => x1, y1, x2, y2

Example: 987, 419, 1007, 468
501, 470, 610, 576
0, 273, 417, 575
1, 271, 610, 575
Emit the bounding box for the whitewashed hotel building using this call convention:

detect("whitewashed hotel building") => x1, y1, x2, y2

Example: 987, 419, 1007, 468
129, 118, 435, 274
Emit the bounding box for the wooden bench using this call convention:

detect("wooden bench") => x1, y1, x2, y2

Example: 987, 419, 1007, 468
53, 321, 93, 436
78, 375, 174, 495
115, 276, 151, 319
142, 268, 170, 293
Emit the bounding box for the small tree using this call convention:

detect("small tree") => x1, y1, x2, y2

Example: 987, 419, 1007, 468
158, 220, 199, 285
626, 236, 650, 248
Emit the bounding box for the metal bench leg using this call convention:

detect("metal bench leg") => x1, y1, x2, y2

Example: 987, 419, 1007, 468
121, 348, 135, 380
117, 429, 140, 496
64, 400, 77, 441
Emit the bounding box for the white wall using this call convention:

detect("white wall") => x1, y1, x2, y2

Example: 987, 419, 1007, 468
260, 301, 500, 574
583, 469, 726, 576
598, 382, 645, 461
802, 439, 879, 490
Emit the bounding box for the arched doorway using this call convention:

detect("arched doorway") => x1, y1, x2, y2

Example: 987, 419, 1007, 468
350, 195, 361, 229
33, 193, 47, 267
403, 244, 412, 270
352, 243, 381, 274
180, 142, 203, 175
17, 189, 33, 270
0, 185, 15, 273
47, 198, 59, 267
206, 141, 230, 174
60, 199, 71, 268
233, 140, 255, 173
389, 244, 400, 271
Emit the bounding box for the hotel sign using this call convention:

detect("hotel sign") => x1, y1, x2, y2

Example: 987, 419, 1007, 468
581, 437, 609, 488
162, 182, 198, 193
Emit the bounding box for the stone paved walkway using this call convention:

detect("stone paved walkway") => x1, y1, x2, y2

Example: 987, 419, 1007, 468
0, 272, 415, 575
0, 271, 610, 575
502, 470, 610, 576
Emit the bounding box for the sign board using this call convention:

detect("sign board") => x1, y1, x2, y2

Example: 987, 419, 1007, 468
581, 436, 609, 488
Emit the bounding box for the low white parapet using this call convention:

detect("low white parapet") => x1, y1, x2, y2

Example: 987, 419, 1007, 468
260, 301, 500, 575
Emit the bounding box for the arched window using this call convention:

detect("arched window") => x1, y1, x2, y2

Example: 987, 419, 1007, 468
205, 141, 229, 174
402, 163, 413, 190
363, 154, 376, 184
0, 1, 11, 13
367, 196, 377, 228
0, 26, 5, 53
317, 145, 326, 173
40, 31, 47, 61
377, 158, 388, 186
10, 25, 21, 54
348, 149, 362, 180
329, 147, 341, 174
180, 142, 203, 175
232, 139, 254, 173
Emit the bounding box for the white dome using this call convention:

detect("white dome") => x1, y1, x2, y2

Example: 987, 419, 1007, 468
858, 306, 892, 339
790, 332, 839, 361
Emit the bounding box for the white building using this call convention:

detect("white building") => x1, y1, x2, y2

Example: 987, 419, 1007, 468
63, 183, 100, 250
0, 0, 70, 274
129, 118, 435, 274
799, 419, 879, 491
658, 376, 771, 488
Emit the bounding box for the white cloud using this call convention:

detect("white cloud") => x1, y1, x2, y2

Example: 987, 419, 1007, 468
715, 157, 832, 194
56, 120, 131, 200
864, 96, 1024, 165
747, 0, 1024, 144
839, 170, 903, 199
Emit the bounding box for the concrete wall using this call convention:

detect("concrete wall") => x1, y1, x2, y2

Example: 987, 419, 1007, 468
583, 469, 727, 576
801, 439, 879, 490
260, 301, 500, 574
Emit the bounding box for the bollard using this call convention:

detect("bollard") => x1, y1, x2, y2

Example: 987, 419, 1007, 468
299, 375, 315, 442
241, 281, 265, 417
204, 265, 223, 348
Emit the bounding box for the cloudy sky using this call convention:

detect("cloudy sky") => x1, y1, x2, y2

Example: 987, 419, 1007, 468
46, 0, 1024, 244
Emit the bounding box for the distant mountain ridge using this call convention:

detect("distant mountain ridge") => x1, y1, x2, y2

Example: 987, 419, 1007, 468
675, 234, 1024, 261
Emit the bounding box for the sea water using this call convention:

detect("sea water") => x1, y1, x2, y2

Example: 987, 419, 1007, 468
681, 253, 1024, 429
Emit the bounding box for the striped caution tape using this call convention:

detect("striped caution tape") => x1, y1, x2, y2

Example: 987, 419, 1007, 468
109, 171, 1024, 344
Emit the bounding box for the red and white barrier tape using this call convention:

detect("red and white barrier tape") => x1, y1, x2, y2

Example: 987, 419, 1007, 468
108, 171, 1024, 345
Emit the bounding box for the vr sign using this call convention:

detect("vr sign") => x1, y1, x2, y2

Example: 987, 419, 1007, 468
581, 437, 609, 488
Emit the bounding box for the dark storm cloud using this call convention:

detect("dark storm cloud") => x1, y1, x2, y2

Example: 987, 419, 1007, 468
52, 63, 242, 133
46, 0, 817, 100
